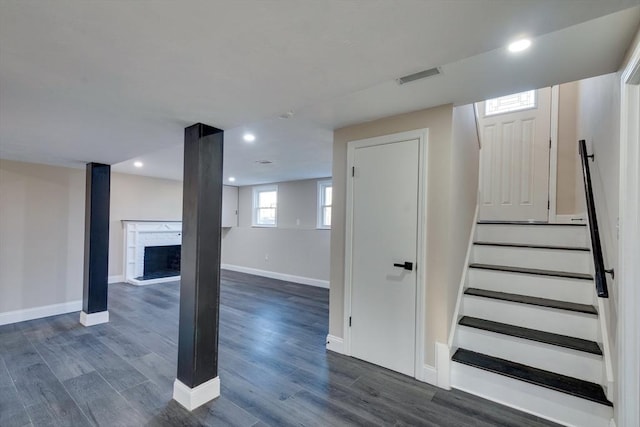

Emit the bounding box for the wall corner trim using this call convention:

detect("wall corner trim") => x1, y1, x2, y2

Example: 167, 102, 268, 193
326, 334, 345, 354
221, 264, 329, 289
0, 300, 82, 326
173, 377, 220, 411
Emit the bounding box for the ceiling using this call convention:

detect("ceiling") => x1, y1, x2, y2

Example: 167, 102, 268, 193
1, 1, 639, 185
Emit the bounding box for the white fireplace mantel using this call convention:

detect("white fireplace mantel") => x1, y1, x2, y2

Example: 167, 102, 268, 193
122, 220, 182, 286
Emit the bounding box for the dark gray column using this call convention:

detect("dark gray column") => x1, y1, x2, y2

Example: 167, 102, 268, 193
80, 163, 111, 327
173, 123, 224, 410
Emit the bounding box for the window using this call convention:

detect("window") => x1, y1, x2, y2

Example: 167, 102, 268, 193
485, 90, 536, 116
317, 180, 332, 229
252, 185, 277, 227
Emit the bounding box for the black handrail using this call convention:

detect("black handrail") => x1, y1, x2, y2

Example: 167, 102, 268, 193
578, 139, 609, 298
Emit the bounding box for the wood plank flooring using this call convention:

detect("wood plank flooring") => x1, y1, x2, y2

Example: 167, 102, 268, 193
0, 270, 560, 426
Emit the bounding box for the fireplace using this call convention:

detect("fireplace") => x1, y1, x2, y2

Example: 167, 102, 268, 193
122, 220, 182, 285
137, 245, 181, 280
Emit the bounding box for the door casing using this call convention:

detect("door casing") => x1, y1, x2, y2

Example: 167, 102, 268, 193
343, 128, 428, 381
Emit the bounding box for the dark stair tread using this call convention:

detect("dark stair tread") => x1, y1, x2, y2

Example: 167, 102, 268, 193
452, 349, 612, 406
477, 220, 586, 226
474, 241, 590, 251
459, 316, 602, 355
464, 288, 597, 315
469, 263, 593, 280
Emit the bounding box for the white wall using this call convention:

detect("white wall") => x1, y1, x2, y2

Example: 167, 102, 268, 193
575, 71, 622, 411
221, 178, 331, 285
576, 73, 621, 305
0, 160, 85, 316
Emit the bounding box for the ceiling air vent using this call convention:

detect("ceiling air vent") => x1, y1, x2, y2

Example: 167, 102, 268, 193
397, 67, 441, 85
255, 160, 273, 164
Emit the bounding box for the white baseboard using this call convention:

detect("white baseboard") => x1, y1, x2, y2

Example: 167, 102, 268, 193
173, 377, 220, 411
80, 310, 109, 326
554, 214, 586, 224
0, 300, 82, 326
221, 264, 329, 289
436, 342, 451, 390
326, 334, 345, 354
108, 275, 124, 284
422, 364, 437, 386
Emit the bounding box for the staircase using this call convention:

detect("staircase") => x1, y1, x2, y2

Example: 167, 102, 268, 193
450, 221, 613, 427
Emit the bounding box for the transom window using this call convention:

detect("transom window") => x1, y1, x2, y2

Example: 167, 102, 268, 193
485, 90, 536, 116
317, 180, 332, 229
252, 185, 277, 227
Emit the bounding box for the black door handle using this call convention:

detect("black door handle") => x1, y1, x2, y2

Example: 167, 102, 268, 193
393, 261, 413, 271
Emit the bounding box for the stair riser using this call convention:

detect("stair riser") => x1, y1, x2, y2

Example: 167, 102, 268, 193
451, 362, 613, 427
462, 296, 598, 341
476, 224, 588, 246
472, 246, 591, 274
467, 268, 594, 305
455, 327, 602, 384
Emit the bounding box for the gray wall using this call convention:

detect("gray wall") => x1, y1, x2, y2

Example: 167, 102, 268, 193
221, 178, 331, 282
0, 160, 85, 314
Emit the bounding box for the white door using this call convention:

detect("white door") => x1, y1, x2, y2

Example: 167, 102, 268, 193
478, 88, 552, 221
348, 136, 420, 377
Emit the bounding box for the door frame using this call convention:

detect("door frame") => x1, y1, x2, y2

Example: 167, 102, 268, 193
548, 85, 560, 223
343, 128, 428, 381
618, 38, 640, 427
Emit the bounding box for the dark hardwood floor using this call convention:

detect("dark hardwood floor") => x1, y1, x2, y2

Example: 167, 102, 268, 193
0, 270, 559, 426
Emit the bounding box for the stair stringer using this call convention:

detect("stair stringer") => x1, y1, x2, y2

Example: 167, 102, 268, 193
446, 204, 479, 353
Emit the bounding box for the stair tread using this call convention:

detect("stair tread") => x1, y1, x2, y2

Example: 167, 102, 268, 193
459, 316, 602, 355
477, 220, 586, 226
452, 349, 612, 406
469, 263, 593, 280
464, 288, 598, 315
474, 241, 590, 251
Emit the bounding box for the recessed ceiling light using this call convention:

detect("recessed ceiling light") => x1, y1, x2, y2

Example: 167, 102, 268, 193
508, 38, 531, 53
243, 133, 256, 142
228, 177, 236, 182
134, 161, 143, 168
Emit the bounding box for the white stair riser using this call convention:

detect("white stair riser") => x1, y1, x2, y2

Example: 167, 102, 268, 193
472, 246, 591, 274
451, 362, 612, 427
455, 327, 603, 384
467, 268, 594, 305
476, 224, 588, 247
462, 296, 597, 341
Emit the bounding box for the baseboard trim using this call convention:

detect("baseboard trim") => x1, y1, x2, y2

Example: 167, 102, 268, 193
173, 377, 220, 411
0, 300, 82, 326
221, 264, 329, 289
80, 310, 109, 326
422, 364, 437, 386
108, 275, 124, 284
436, 342, 451, 390
326, 334, 345, 354
554, 214, 586, 224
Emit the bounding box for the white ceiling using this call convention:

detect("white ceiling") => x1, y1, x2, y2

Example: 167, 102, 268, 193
1, 1, 639, 185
